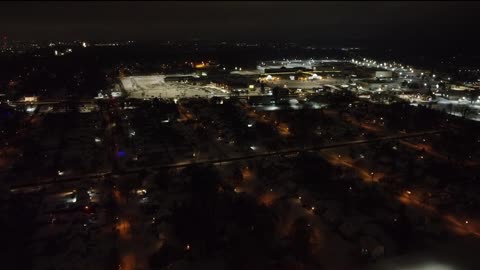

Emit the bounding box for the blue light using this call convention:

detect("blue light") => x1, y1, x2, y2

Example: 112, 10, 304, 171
117, 151, 126, 157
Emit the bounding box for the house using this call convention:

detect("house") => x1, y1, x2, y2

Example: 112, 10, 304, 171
339, 222, 360, 239
272, 87, 289, 104
323, 206, 342, 225
361, 223, 397, 256
359, 236, 384, 260
339, 215, 369, 239
248, 95, 274, 106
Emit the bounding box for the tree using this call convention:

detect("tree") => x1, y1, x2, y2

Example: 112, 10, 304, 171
438, 82, 447, 97
290, 217, 312, 262
226, 197, 278, 270
171, 165, 223, 256
149, 243, 184, 269
117, 177, 142, 202
455, 105, 472, 119
469, 90, 479, 104
295, 152, 334, 192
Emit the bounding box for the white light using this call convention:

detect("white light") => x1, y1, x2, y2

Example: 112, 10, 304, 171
58, 170, 64, 176
82, 42, 87, 48
136, 189, 147, 195
66, 196, 77, 204
395, 262, 455, 270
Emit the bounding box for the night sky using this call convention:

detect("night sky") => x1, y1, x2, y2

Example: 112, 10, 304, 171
1, 1, 480, 47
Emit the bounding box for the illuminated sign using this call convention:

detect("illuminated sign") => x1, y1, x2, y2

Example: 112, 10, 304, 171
24, 96, 38, 102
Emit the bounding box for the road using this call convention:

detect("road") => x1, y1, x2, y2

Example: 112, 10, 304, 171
9, 129, 443, 192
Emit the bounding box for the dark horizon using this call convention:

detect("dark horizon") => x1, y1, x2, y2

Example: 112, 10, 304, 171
1, 1, 480, 49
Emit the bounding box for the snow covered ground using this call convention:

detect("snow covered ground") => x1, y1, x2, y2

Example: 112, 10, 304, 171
265, 78, 346, 89
120, 75, 229, 99
397, 95, 480, 122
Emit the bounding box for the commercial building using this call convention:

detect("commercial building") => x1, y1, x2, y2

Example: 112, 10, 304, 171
374, 71, 393, 79
357, 79, 399, 91
257, 59, 349, 74
272, 86, 289, 104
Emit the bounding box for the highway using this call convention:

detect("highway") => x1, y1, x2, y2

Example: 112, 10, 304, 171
9, 129, 443, 192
